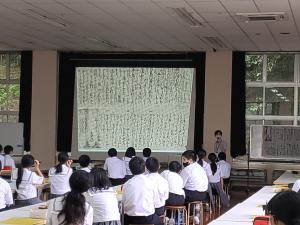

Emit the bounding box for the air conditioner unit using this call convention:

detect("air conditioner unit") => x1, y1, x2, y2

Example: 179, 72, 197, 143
236, 12, 288, 22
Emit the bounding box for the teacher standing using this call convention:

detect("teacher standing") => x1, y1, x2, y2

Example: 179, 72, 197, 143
214, 130, 227, 154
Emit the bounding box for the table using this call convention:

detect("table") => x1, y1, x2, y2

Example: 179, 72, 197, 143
273, 171, 300, 185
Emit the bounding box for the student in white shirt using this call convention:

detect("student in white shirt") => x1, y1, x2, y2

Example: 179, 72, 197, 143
0, 144, 4, 169
217, 152, 231, 185
79, 155, 91, 173
123, 157, 161, 225
0, 161, 13, 211
180, 150, 209, 203
48, 152, 73, 199
46, 170, 93, 225
3, 145, 16, 170
86, 167, 121, 225
145, 157, 169, 216
142, 148, 151, 162
15, 154, 44, 206
197, 149, 212, 177
161, 161, 185, 206
104, 148, 126, 186
207, 153, 229, 207
122, 147, 136, 181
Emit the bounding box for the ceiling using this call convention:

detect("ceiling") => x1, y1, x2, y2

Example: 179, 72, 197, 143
0, 0, 300, 52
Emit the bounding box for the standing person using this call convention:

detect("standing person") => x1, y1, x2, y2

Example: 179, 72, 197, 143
3, 145, 16, 170
48, 152, 73, 199
0, 161, 13, 211
46, 170, 93, 225
142, 148, 151, 162
122, 147, 136, 180
214, 130, 227, 154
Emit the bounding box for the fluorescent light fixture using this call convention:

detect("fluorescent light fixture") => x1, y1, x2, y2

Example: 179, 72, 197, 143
276, 93, 283, 97
27, 9, 67, 28
86, 37, 121, 49
271, 89, 278, 93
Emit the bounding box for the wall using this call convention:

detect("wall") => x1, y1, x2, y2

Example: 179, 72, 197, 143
31, 51, 58, 169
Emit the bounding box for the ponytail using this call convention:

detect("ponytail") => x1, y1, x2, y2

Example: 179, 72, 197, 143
16, 165, 24, 189
55, 152, 69, 174
55, 163, 63, 174
197, 149, 207, 167
16, 155, 35, 189
208, 153, 217, 175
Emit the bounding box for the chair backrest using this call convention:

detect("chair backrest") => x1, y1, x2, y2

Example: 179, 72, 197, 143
253, 216, 271, 225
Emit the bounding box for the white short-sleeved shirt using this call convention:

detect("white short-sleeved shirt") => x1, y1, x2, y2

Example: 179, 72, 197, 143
147, 173, 169, 208
3, 155, 15, 169
143, 157, 149, 162
217, 160, 231, 179
180, 162, 208, 192
16, 168, 44, 200
46, 196, 93, 225
81, 167, 91, 173
206, 164, 222, 183
0, 155, 4, 169
292, 180, 300, 192
122, 157, 133, 176
200, 160, 212, 177
85, 188, 120, 223
48, 164, 73, 195
122, 174, 159, 216
0, 177, 13, 209
104, 157, 126, 179
160, 170, 185, 196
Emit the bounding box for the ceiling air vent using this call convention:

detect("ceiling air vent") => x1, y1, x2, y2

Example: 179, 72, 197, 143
203, 37, 227, 49
236, 12, 288, 22
169, 7, 204, 27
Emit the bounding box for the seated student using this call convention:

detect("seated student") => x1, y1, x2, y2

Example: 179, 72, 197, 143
0, 144, 4, 169
46, 170, 93, 225
0, 161, 13, 211
180, 150, 208, 203
104, 148, 126, 186
79, 155, 91, 173
207, 153, 229, 207
142, 148, 152, 162
122, 147, 136, 180
146, 157, 169, 216
197, 149, 212, 177
85, 168, 121, 225
122, 157, 161, 225
48, 152, 73, 199
160, 161, 185, 206
3, 145, 15, 170
217, 152, 231, 185
267, 191, 300, 225
15, 155, 44, 206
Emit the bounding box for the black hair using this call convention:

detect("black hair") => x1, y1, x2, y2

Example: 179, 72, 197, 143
214, 130, 223, 136
143, 148, 151, 157
267, 191, 300, 225
182, 150, 197, 162
108, 148, 117, 157
4, 145, 13, 155
16, 155, 35, 189
197, 149, 207, 167
145, 157, 159, 173
125, 147, 136, 158
208, 153, 217, 175
90, 167, 111, 191
218, 152, 226, 161
58, 170, 90, 225
55, 152, 69, 174
129, 156, 145, 175
169, 161, 182, 173
78, 155, 91, 168
0, 144, 2, 153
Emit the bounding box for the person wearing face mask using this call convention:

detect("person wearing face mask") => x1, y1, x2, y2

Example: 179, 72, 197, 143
267, 191, 300, 225
180, 150, 209, 203
214, 130, 227, 154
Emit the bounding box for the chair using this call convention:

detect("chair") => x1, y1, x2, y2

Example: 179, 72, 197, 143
164, 205, 188, 225
187, 201, 204, 225
211, 187, 221, 209
253, 216, 271, 225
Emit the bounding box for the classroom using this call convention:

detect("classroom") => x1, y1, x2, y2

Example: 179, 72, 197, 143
0, 0, 300, 225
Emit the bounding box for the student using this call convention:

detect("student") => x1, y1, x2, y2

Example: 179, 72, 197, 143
207, 153, 229, 207
217, 152, 231, 185
180, 150, 208, 203
214, 130, 227, 154
142, 148, 151, 162
160, 161, 185, 206
146, 157, 169, 216
0, 144, 4, 169
267, 191, 300, 225
85, 168, 121, 225
46, 170, 93, 225
0, 161, 13, 211
122, 157, 161, 225
197, 149, 212, 177
122, 147, 136, 180
79, 155, 91, 173
15, 155, 44, 206
3, 145, 16, 170
104, 148, 126, 186
48, 152, 73, 199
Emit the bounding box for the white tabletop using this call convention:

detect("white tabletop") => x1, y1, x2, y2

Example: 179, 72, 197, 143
273, 171, 300, 185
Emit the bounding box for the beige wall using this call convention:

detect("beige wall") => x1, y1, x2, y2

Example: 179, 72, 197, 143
31, 51, 58, 169
203, 51, 233, 158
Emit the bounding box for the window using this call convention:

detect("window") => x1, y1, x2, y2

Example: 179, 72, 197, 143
0, 53, 21, 123
245, 53, 299, 150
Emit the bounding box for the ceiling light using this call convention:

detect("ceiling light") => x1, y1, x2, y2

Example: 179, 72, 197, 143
86, 37, 121, 49
280, 32, 291, 35
236, 12, 288, 23
168, 7, 204, 27
276, 93, 283, 97
26, 9, 67, 28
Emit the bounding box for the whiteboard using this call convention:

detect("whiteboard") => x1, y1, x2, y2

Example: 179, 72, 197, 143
0, 123, 24, 155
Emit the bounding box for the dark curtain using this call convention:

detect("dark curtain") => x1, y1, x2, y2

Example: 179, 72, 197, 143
19, 51, 32, 151
230, 51, 246, 158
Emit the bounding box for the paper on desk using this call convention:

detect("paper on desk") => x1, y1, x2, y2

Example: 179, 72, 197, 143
0, 217, 45, 225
